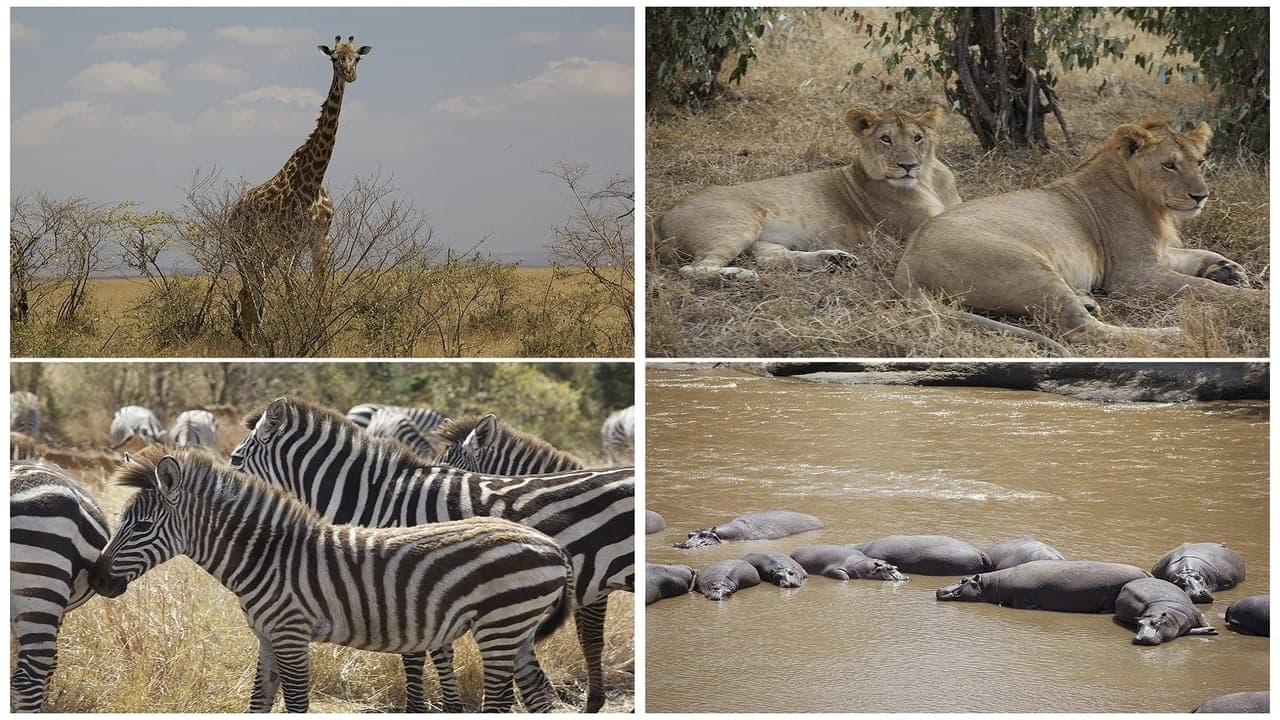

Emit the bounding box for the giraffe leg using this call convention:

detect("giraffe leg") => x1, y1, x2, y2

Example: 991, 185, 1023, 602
576, 599, 610, 712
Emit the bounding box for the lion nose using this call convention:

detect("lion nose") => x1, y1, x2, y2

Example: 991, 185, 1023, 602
899, 163, 919, 172
1189, 192, 1208, 203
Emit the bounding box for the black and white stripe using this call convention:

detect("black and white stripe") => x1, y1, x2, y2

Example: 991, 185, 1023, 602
89, 449, 574, 713
11, 391, 41, 436
363, 407, 444, 459
346, 403, 449, 435
436, 414, 585, 476
11, 461, 110, 712
109, 406, 165, 448
168, 410, 219, 449
230, 397, 634, 713
600, 406, 635, 465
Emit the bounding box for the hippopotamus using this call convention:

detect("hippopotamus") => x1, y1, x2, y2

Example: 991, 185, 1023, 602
742, 552, 807, 588
1193, 691, 1269, 713
1151, 542, 1245, 603
983, 537, 1065, 570
1225, 594, 1269, 636
674, 510, 822, 549
935, 560, 1150, 613
790, 544, 909, 581
1114, 577, 1218, 645
855, 535, 991, 575
646, 563, 696, 605
694, 559, 761, 601
646, 509, 667, 534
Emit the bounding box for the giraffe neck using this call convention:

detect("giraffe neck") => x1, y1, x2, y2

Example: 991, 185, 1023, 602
285, 69, 346, 199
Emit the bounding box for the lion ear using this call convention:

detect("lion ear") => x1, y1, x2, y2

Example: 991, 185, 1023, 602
1186, 122, 1213, 153
844, 107, 880, 135
1112, 124, 1157, 157
913, 106, 944, 129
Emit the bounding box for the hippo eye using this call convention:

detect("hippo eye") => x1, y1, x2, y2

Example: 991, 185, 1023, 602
1162, 161, 1177, 172
879, 135, 892, 145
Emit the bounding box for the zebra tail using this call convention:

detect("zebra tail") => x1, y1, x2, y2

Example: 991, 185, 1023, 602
535, 547, 577, 641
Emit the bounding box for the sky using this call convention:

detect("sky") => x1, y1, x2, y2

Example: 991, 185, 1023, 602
11, 7, 634, 266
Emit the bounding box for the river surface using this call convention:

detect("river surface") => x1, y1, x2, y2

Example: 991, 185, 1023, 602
644, 368, 1269, 713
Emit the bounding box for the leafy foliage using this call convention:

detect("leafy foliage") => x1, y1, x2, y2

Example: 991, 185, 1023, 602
646, 7, 774, 108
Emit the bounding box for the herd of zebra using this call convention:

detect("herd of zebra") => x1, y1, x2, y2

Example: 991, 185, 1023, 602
10, 391, 636, 712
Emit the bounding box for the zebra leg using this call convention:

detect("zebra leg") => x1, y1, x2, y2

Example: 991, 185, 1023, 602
576, 599, 610, 712
427, 647, 466, 712
273, 637, 312, 713
401, 653, 425, 712
513, 634, 555, 712
472, 628, 518, 712
11, 608, 65, 712
249, 637, 281, 712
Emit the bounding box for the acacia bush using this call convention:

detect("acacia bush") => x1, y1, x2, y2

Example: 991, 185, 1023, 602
646, 7, 775, 107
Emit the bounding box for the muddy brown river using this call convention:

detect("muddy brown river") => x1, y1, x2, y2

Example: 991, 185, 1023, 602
645, 368, 1269, 713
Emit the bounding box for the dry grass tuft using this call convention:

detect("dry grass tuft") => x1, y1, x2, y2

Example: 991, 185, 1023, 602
646, 9, 1269, 357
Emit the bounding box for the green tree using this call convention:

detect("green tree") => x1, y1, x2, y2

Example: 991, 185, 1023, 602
646, 7, 774, 108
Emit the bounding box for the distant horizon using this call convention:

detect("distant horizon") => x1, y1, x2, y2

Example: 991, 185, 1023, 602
11, 7, 634, 266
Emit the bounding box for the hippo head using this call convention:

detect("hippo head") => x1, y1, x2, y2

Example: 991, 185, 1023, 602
1171, 569, 1214, 603
1133, 611, 1178, 646
936, 575, 984, 601
867, 560, 909, 582
773, 566, 805, 588
674, 528, 722, 549
701, 581, 734, 601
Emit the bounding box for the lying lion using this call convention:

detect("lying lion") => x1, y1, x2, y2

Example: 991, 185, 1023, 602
896, 118, 1265, 345
652, 106, 962, 280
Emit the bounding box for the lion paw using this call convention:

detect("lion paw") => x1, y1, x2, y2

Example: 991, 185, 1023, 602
817, 250, 859, 272
1202, 259, 1249, 287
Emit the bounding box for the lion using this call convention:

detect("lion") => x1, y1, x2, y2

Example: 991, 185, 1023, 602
651, 106, 962, 280
895, 117, 1265, 345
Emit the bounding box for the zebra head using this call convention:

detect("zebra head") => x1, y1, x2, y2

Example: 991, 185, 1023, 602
229, 397, 291, 473
90, 454, 186, 598
435, 413, 500, 472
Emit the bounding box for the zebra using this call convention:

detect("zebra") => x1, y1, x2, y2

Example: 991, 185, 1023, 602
600, 406, 635, 465
11, 461, 110, 712
363, 407, 444, 459
346, 402, 449, 435
109, 406, 166, 450
436, 414, 586, 475
168, 410, 219, 449
89, 448, 575, 713
10, 391, 41, 436
230, 397, 634, 713
11, 432, 41, 461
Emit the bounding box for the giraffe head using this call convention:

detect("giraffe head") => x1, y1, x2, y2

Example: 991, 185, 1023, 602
318, 35, 372, 83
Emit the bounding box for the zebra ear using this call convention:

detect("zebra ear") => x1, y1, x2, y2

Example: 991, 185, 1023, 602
258, 398, 288, 440
154, 455, 182, 500
464, 414, 499, 451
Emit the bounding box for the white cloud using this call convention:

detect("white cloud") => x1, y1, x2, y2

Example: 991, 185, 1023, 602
12, 21, 40, 45
13, 100, 187, 147
212, 25, 318, 48
227, 85, 321, 108
499, 30, 561, 46
586, 24, 634, 49
434, 57, 630, 119
196, 85, 325, 137
69, 60, 168, 95
90, 27, 187, 52
178, 61, 250, 86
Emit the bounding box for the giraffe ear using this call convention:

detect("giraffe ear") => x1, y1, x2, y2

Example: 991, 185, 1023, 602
318, 45, 333, 56
358, 45, 373, 56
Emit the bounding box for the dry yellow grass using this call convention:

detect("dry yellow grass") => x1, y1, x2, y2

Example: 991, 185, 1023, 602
646, 9, 1269, 358
24, 455, 634, 713
15, 267, 632, 358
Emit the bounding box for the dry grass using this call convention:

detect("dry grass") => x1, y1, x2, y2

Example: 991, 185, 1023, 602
646, 9, 1269, 357
24, 456, 634, 713
17, 268, 632, 358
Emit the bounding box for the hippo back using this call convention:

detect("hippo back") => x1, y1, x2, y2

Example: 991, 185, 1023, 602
983, 537, 1065, 570
859, 534, 991, 575
988, 560, 1150, 613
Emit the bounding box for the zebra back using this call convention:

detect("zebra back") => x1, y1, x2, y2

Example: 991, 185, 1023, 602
110, 405, 166, 446
170, 409, 219, 449
364, 408, 444, 459
347, 403, 449, 433
10, 391, 41, 435
435, 414, 585, 475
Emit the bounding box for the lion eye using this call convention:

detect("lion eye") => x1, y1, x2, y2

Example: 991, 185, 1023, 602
913, 134, 923, 143
1197, 158, 1206, 168
879, 135, 892, 145
1162, 161, 1177, 172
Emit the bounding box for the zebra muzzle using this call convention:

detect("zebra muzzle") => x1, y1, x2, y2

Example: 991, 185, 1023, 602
89, 556, 128, 598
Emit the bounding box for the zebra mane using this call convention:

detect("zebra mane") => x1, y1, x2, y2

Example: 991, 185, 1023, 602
113, 446, 327, 525
242, 397, 359, 431
435, 415, 585, 468
273, 397, 431, 467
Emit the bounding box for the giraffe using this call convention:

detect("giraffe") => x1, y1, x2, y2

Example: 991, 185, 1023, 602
227, 35, 372, 348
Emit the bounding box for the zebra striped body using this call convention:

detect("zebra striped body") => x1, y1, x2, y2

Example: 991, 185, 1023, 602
169, 410, 219, 449
11, 461, 110, 712
347, 403, 449, 434
600, 406, 635, 465
109, 406, 165, 448
89, 449, 574, 713
11, 392, 41, 436
364, 408, 443, 459
436, 414, 585, 476
230, 398, 634, 712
